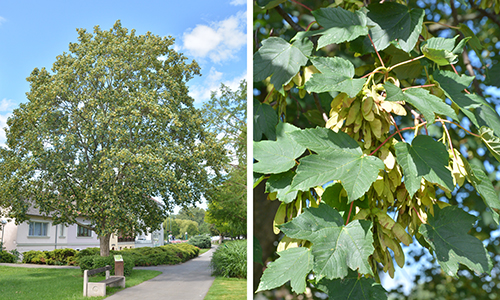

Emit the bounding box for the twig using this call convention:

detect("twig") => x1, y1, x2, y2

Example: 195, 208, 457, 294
436, 117, 481, 137
389, 114, 406, 142
369, 123, 428, 156
388, 55, 425, 72
346, 202, 354, 225
368, 33, 385, 68
313, 93, 329, 123
275, 6, 305, 32
401, 84, 436, 91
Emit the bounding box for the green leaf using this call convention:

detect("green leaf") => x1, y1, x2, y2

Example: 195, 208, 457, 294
366, 2, 425, 53
254, 37, 313, 94
466, 161, 500, 225
280, 203, 374, 279
255, 0, 287, 10
394, 135, 455, 197
480, 127, 500, 163
386, 45, 423, 80
433, 69, 480, 127
266, 170, 299, 204
317, 270, 388, 300
253, 98, 278, 141
322, 183, 349, 212
421, 36, 469, 66
305, 57, 367, 97
486, 63, 500, 88
458, 23, 483, 60
419, 205, 493, 276
256, 247, 313, 294
253, 123, 306, 174
473, 96, 500, 138
384, 82, 458, 123
289, 127, 384, 201
294, 7, 368, 49
434, 70, 500, 136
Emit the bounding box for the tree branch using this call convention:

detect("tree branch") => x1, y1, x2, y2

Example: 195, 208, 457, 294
274, 6, 305, 32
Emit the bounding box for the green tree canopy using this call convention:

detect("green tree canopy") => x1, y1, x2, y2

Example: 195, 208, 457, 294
0, 21, 225, 256
203, 81, 247, 238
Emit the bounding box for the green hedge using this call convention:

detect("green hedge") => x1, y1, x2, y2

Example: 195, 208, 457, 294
188, 235, 211, 249
0, 251, 16, 263
121, 243, 199, 266
78, 255, 135, 276
22, 249, 77, 265
210, 240, 246, 278
21, 243, 200, 268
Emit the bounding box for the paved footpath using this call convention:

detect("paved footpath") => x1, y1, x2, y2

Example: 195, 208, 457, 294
105, 246, 217, 300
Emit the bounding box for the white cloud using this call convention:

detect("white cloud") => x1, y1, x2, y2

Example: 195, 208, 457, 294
0, 113, 12, 148
230, 0, 246, 5
182, 11, 246, 63
189, 68, 246, 104
0, 17, 6, 26
0, 98, 15, 112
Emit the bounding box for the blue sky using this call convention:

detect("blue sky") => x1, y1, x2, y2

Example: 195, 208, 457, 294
0, 0, 247, 146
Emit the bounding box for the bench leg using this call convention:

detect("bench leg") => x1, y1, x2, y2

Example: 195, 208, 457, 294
87, 282, 107, 297
83, 270, 88, 297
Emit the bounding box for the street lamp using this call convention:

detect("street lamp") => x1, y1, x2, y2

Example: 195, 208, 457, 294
1, 219, 7, 252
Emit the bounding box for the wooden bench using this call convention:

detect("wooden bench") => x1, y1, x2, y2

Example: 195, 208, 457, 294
83, 265, 125, 297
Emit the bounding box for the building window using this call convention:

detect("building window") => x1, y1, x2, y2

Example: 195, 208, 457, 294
59, 224, 65, 237
29, 222, 48, 237
77, 225, 92, 237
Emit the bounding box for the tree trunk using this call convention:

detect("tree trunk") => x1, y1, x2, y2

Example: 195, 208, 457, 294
99, 233, 111, 257
253, 179, 281, 293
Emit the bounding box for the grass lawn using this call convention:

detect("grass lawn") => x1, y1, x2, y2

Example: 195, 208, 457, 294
0, 266, 161, 300
204, 277, 247, 300
199, 248, 211, 255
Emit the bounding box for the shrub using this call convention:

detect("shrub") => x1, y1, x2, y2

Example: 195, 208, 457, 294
22, 250, 42, 263
79, 255, 134, 276
188, 235, 211, 249
0, 251, 16, 263
76, 247, 100, 258
210, 240, 246, 278
9, 249, 21, 262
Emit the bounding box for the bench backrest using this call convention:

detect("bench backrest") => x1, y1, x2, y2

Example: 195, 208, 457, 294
86, 265, 112, 276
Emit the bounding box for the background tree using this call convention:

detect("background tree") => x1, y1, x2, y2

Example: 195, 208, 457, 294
0, 21, 225, 257
203, 81, 247, 238
175, 206, 211, 234
254, 0, 500, 298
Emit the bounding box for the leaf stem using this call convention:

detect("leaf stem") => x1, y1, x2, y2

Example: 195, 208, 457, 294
306, 21, 317, 32
346, 201, 354, 225
436, 117, 481, 137
389, 114, 406, 142
439, 118, 457, 161
412, 206, 426, 224
291, 0, 313, 11
422, 21, 460, 30
369, 123, 427, 156
368, 33, 385, 68
263, 87, 275, 104
450, 64, 471, 94
401, 84, 436, 91
388, 55, 425, 72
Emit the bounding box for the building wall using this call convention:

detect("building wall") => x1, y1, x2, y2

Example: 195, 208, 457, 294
14, 216, 99, 252
1, 221, 17, 251
3, 215, 164, 253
